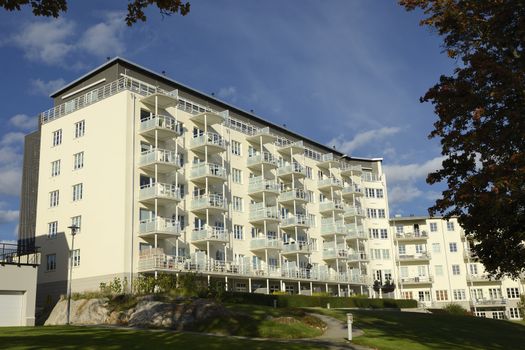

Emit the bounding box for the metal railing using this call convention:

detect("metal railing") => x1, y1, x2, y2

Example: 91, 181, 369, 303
281, 214, 311, 227
319, 201, 344, 212
248, 177, 280, 194
282, 242, 311, 254
318, 177, 343, 188
0, 243, 40, 266
139, 183, 181, 201
279, 188, 308, 202
190, 132, 226, 149
395, 231, 429, 239
140, 114, 183, 134
190, 163, 227, 180
247, 152, 278, 167
191, 227, 229, 242
249, 206, 280, 221
250, 238, 282, 250
191, 194, 227, 211
139, 149, 180, 167
277, 162, 305, 176
139, 218, 181, 235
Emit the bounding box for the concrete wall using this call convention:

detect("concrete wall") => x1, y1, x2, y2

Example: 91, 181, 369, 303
0, 264, 38, 326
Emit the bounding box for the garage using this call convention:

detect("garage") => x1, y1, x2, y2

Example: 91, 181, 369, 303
0, 291, 23, 326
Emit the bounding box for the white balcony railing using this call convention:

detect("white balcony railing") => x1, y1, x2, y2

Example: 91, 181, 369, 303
247, 152, 278, 167
190, 132, 226, 149
319, 201, 344, 212
249, 206, 280, 222
250, 238, 282, 250
277, 162, 305, 177
139, 183, 181, 201
344, 206, 365, 217
341, 185, 362, 196
139, 218, 180, 235
397, 252, 431, 261
139, 149, 179, 167
191, 227, 229, 242
140, 114, 182, 134
346, 225, 367, 239
323, 249, 348, 259
191, 194, 227, 211
318, 178, 343, 189
281, 214, 311, 227
248, 177, 280, 194
282, 242, 311, 254
320, 222, 347, 236
190, 163, 227, 180
279, 188, 308, 202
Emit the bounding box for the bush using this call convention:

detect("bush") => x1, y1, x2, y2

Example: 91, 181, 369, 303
442, 303, 469, 315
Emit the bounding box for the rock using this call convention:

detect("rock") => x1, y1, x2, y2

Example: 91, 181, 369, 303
128, 301, 174, 328
45, 299, 109, 325
273, 316, 300, 325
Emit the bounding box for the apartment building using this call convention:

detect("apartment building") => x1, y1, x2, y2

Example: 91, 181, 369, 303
21, 58, 394, 306
391, 216, 524, 320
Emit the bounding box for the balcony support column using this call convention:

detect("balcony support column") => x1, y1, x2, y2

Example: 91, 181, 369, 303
325, 283, 328, 293
225, 276, 228, 291
266, 279, 270, 295
248, 278, 252, 294
310, 282, 313, 295
338, 284, 341, 297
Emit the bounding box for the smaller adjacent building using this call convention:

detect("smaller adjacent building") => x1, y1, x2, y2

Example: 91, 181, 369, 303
0, 242, 40, 326
390, 216, 523, 320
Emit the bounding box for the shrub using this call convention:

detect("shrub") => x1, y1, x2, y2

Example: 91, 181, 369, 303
442, 303, 469, 315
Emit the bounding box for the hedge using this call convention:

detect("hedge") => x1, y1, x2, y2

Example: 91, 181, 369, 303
222, 292, 417, 309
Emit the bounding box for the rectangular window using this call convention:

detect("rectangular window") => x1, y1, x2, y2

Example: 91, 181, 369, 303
378, 209, 386, 218
367, 208, 377, 218
305, 166, 312, 179
432, 243, 441, 253
366, 188, 375, 198
369, 229, 379, 239
310, 238, 317, 251
371, 249, 381, 260
251, 227, 258, 238
452, 264, 461, 275
376, 189, 384, 198
71, 216, 81, 233
233, 225, 243, 240
447, 221, 455, 231
48, 221, 58, 238
436, 290, 448, 301
396, 225, 404, 234
51, 160, 61, 177
52, 129, 62, 146
402, 291, 413, 300
307, 190, 314, 203
435, 265, 444, 276
50, 190, 59, 207
453, 289, 466, 300
469, 264, 478, 275
308, 214, 316, 227
430, 222, 438, 232
510, 308, 521, 319
415, 244, 424, 254
449, 242, 458, 252
74, 120, 85, 138
73, 183, 83, 201
507, 287, 520, 299
400, 266, 408, 278
232, 168, 242, 184
72, 249, 80, 267
489, 288, 502, 299
380, 229, 388, 239
381, 249, 390, 260
74, 152, 84, 170
231, 140, 241, 156
398, 244, 406, 255
232, 196, 243, 212
46, 254, 57, 271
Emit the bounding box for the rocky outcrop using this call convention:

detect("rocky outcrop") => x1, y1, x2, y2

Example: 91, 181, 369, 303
45, 299, 109, 325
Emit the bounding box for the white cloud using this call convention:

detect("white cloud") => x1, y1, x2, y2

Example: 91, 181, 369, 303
328, 127, 401, 155
217, 86, 238, 102
0, 167, 22, 196
30, 78, 66, 96
12, 18, 76, 65
9, 114, 37, 131
0, 210, 19, 224
79, 12, 126, 58
383, 156, 445, 184
388, 184, 423, 204
0, 132, 25, 146
0, 239, 17, 245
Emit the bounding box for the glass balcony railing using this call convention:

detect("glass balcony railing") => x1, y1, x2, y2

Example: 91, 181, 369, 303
249, 206, 280, 222
139, 218, 181, 235
279, 188, 308, 202
139, 114, 182, 135
190, 194, 227, 211
319, 201, 344, 212
139, 183, 181, 201
139, 149, 180, 168
247, 152, 278, 167
190, 163, 227, 180
250, 238, 282, 250
190, 132, 226, 149
318, 177, 343, 189
191, 227, 229, 242
248, 177, 280, 194
277, 162, 306, 177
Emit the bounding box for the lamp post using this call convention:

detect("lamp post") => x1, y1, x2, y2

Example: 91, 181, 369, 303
66, 224, 79, 325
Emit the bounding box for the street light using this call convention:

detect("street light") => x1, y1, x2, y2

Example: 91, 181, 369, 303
66, 224, 79, 325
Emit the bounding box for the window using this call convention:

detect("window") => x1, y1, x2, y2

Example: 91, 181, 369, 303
402, 291, 413, 300
371, 249, 381, 260
417, 265, 427, 277
74, 152, 84, 170
50, 190, 59, 207
384, 270, 392, 281
510, 308, 521, 319
471, 288, 483, 301
72, 183, 83, 201
317, 170, 323, 180
447, 221, 455, 231
308, 214, 316, 227
400, 266, 408, 278
46, 254, 56, 271
436, 290, 448, 301
366, 188, 375, 198
378, 209, 386, 218
232, 196, 243, 212
48, 221, 58, 238
307, 190, 314, 203
489, 288, 502, 299
492, 311, 505, 319
51, 160, 60, 177
52, 129, 62, 146
415, 244, 424, 254
367, 208, 377, 218
396, 225, 404, 234
233, 225, 243, 240
449, 242, 458, 252
435, 265, 444, 276
432, 243, 441, 253
418, 291, 430, 301
398, 245, 406, 255
251, 227, 258, 238
376, 189, 384, 198
430, 222, 437, 232
369, 229, 379, 239
231, 140, 241, 156
475, 312, 486, 318
310, 238, 317, 251
177, 215, 185, 229
72, 249, 80, 267
507, 287, 520, 299
305, 166, 312, 179
380, 229, 388, 239
71, 216, 81, 233
452, 264, 461, 275
248, 145, 256, 157
74, 120, 85, 138
453, 289, 466, 300
381, 249, 390, 260
469, 264, 478, 275
232, 168, 242, 184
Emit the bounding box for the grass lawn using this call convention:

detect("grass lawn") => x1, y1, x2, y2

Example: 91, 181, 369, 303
0, 326, 327, 350
312, 308, 525, 350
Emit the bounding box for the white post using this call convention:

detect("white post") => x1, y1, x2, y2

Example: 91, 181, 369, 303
347, 313, 353, 341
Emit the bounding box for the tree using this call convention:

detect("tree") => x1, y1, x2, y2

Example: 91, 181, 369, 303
0, 0, 190, 26
399, 1, 525, 277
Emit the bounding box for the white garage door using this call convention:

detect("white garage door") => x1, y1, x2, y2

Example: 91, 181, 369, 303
0, 292, 23, 326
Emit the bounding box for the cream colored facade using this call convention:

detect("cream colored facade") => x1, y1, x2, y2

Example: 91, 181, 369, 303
29, 59, 523, 320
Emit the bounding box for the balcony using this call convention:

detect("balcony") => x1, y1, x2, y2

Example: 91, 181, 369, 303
279, 188, 309, 204
362, 173, 382, 182
281, 215, 311, 230
190, 194, 227, 213
318, 178, 344, 191
343, 205, 365, 218
249, 206, 280, 224
473, 298, 507, 306
467, 274, 500, 283
191, 227, 229, 244
323, 248, 348, 260
247, 152, 278, 170
341, 185, 363, 198
139, 114, 182, 139
248, 177, 280, 198
139, 218, 181, 239
189, 132, 227, 154
340, 164, 362, 176
282, 242, 311, 255
190, 163, 227, 183
320, 221, 347, 237
140, 89, 178, 109
400, 276, 434, 285
0, 243, 40, 267
319, 201, 345, 214
139, 183, 181, 205
347, 252, 369, 263
246, 127, 277, 144
250, 238, 282, 251
397, 252, 431, 263
346, 225, 367, 240
318, 153, 340, 169
277, 140, 304, 155
189, 110, 226, 125
277, 162, 306, 180
139, 149, 180, 173
395, 231, 429, 242
464, 250, 477, 261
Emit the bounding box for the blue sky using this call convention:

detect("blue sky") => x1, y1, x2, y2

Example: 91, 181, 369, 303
0, 0, 455, 242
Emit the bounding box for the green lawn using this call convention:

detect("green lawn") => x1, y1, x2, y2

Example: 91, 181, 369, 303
0, 326, 327, 350
313, 308, 525, 350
